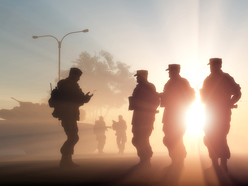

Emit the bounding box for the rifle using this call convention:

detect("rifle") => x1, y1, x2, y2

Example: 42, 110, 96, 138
104, 126, 112, 131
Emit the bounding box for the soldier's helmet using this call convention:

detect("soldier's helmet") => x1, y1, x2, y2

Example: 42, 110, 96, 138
134, 70, 148, 79
69, 67, 83, 77
166, 64, 180, 72
208, 58, 222, 66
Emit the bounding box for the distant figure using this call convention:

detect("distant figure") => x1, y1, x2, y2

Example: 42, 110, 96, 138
129, 70, 160, 167
200, 58, 241, 172
160, 64, 195, 167
112, 115, 127, 154
50, 67, 93, 168
94, 116, 110, 154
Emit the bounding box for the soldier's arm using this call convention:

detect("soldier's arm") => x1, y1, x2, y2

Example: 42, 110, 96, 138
228, 75, 241, 106
160, 83, 168, 107
83, 92, 93, 103
76, 84, 93, 104
199, 79, 209, 104
230, 85, 241, 106
129, 85, 141, 110
148, 83, 160, 110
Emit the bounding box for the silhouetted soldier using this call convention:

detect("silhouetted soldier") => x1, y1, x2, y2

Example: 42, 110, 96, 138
93, 116, 110, 154
112, 115, 127, 154
53, 67, 93, 168
200, 58, 241, 172
129, 70, 160, 167
160, 64, 195, 167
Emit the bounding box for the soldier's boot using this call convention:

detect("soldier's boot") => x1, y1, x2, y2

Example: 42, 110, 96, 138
119, 147, 124, 154
98, 149, 104, 154
60, 154, 80, 169
69, 155, 80, 168
138, 158, 151, 168
59, 154, 71, 168
220, 158, 228, 173
171, 157, 177, 166
177, 157, 184, 168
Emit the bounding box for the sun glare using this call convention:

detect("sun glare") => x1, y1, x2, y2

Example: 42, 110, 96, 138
186, 84, 205, 136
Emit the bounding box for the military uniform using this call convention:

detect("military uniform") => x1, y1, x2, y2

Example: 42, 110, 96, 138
112, 116, 127, 154
161, 64, 195, 164
200, 59, 241, 167
129, 70, 159, 165
94, 116, 107, 154
54, 68, 92, 168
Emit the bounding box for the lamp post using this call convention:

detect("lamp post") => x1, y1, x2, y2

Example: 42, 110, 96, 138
33, 29, 89, 81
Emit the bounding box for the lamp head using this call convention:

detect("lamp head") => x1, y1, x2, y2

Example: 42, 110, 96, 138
82, 29, 89, 33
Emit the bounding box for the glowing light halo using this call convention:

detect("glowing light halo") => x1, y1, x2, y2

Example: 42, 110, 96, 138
186, 99, 205, 135
186, 82, 205, 136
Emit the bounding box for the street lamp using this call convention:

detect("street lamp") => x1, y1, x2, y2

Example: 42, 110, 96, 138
32, 29, 89, 81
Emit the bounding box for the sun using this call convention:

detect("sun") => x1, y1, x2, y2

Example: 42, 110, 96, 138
186, 84, 205, 136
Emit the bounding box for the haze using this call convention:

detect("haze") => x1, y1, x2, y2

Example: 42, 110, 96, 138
0, 0, 247, 162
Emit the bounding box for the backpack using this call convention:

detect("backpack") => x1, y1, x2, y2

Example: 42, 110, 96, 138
48, 86, 61, 108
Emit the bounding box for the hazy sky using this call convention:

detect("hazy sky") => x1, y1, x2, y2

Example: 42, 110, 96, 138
1, 0, 248, 109
1, 0, 248, 155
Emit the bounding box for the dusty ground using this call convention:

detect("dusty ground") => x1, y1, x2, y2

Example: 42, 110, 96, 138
0, 152, 248, 185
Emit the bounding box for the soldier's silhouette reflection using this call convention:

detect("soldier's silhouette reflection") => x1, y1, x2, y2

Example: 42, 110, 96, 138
50, 67, 93, 168
112, 115, 127, 154
200, 58, 241, 172
160, 64, 195, 167
129, 70, 160, 168
94, 116, 110, 154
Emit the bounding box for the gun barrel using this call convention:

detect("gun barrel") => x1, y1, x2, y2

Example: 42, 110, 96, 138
11, 97, 21, 103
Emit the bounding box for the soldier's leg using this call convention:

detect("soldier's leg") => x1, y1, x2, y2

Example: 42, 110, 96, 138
163, 126, 186, 166
175, 138, 187, 164
163, 124, 177, 164
204, 121, 219, 167
118, 137, 123, 154
120, 135, 127, 153
203, 134, 219, 168
163, 135, 174, 158
60, 119, 79, 168
116, 136, 123, 154
61, 120, 79, 155
116, 135, 121, 151
220, 158, 228, 173
132, 126, 140, 151
204, 124, 230, 171
141, 127, 153, 161
132, 125, 153, 165
220, 125, 230, 172
96, 136, 100, 151
174, 128, 187, 163
98, 135, 106, 153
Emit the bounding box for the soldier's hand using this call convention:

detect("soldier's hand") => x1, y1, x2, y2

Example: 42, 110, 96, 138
84, 92, 93, 103
86, 92, 94, 97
